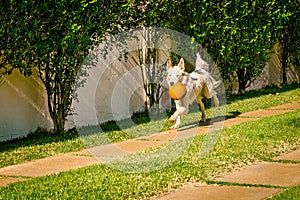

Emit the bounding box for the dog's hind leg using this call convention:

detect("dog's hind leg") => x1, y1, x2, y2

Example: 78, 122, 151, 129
196, 96, 206, 122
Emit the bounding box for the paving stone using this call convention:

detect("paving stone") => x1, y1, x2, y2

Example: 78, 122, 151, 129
274, 148, 300, 161
0, 177, 27, 187
215, 162, 300, 187
77, 140, 169, 160
239, 109, 293, 117
268, 102, 300, 110
156, 184, 283, 200
71, 149, 92, 155
176, 127, 208, 139
140, 130, 178, 141
115, 140, 168, 152
217, 117, 258, 127
72, 141, 156, 156
139, 127, 208, 141
0, 155, 98, 178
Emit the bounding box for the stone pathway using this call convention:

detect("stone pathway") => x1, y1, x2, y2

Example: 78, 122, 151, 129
157, 149, 300, 200
0, 100, 300, 199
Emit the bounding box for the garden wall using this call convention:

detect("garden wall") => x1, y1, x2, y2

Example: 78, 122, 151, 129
0, 50, 170, 141
0, 70, 53, 141
246, 46, 300, 91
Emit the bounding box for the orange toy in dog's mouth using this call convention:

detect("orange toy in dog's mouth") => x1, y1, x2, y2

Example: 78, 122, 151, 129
168, 82, 187, 100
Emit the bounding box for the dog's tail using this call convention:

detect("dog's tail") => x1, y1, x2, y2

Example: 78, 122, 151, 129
195, 53, 209, 72
196, 53, 222, 89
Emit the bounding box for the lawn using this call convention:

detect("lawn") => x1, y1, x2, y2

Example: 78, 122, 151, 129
0, 83, 299, 199
0, 101, 299, 199
0, 84, 299, 168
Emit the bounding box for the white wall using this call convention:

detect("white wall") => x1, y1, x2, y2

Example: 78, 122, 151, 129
247, 46, 300, 91
0, 70, 53, 141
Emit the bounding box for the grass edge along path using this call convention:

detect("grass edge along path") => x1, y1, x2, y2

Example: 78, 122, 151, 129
268, 184, 300, 200
0, 106, 299, 199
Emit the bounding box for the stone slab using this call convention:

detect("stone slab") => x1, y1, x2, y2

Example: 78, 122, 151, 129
73, 135, 173, 155
0, 177, 27, 187
0, 155, 98, 177
140, 130, 178, 141
216, 162, 300, 187
269, 102, 300, 110
115, 140, 168, 152
140, 127, 209, 141
221, 117, 258, 127
156, 184, 283, 200
275, 149, 300, 161
239, 109, 293, 117
177, 127, 208, 139
73, 140, 169, 162
71, 149, 92, 155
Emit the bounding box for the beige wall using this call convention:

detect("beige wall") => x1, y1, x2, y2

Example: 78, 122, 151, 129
1, 29, 174, 141
0, 52, 170, 141
0, 70, 53, 141
245, 45, 299, 91
95, 56, 147, 123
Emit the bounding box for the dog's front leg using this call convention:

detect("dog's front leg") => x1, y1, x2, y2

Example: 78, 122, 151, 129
169, 111, 179, 123
170, 116, 181, 129
170, 106, 187, 129
169, 100, 182, 123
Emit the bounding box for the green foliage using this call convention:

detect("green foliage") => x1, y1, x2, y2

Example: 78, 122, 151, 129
139, 0, 298, 92
269, 0, 300, 85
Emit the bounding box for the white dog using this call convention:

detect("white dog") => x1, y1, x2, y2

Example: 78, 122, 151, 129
166, 54, 220, 129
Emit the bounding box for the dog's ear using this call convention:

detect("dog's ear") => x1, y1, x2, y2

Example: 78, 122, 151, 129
167, 59, 172, 69
178, 58, 185, 70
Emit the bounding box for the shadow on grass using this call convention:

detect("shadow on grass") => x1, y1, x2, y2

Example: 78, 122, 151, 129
177, 111, 241, 132
0, 127, 79, 153
1, 83, 299, 153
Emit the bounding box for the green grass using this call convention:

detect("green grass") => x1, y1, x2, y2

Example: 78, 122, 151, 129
0, 106, 299, 199
225, 83, 300, 114
0, 83, 299, 168
268, 185, 300, 200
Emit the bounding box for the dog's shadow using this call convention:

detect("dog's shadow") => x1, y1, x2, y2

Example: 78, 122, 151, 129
177, 111, 241, 131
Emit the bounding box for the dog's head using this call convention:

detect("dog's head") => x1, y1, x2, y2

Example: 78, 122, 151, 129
166, 58, 185, 87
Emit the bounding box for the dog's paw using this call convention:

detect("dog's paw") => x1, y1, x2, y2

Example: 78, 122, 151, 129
168, 118, 175, 123
170, 124, 179, 129
199, 120, 208, 126
168, 116, 177, 123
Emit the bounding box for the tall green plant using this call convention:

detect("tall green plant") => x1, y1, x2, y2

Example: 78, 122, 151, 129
270, 0, 300, 85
